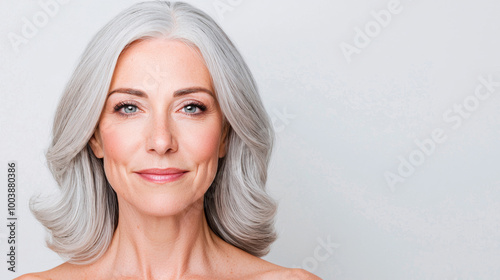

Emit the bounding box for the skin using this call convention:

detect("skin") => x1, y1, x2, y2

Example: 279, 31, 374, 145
16, 38, 321, 280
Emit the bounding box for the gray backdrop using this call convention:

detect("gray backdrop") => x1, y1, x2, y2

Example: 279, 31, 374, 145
2, 0, 500, 279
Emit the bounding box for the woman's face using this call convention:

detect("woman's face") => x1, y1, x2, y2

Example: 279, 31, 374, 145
89, 38, 227, 216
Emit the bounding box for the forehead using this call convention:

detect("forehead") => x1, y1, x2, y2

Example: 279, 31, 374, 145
111, 38, 213, 91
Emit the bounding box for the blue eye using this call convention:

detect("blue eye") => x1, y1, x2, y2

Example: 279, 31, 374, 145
123, 105, 137, 114
183, 104, 198, 114
114, 102, 139, 115
182, 102, 206, 115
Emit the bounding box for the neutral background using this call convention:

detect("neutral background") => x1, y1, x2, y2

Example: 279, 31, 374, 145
2, 0, 500, 279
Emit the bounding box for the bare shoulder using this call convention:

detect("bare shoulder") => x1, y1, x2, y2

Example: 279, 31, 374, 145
259, 267, 322, 280
14, 262, 84, 280
13, 274, 46, 280
14, 271, 57, 280
226, 250, 321, 280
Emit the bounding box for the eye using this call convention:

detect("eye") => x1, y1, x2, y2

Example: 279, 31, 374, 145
181, 102, 206, 115
122, 104, 137, 114
114, 102, 139, 115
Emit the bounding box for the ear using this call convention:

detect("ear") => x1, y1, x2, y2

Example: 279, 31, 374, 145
89, 128, 104, 159
218, 122, 230, 158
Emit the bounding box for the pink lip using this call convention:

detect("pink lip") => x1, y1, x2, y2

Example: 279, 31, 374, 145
134, 168, 188, 184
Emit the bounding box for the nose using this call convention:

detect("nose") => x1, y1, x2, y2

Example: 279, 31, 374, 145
146, 114, 177, 155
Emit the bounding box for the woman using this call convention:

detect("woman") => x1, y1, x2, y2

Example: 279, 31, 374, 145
18, 1, 320, 279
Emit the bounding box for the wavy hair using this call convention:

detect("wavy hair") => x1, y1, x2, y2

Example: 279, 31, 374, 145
31, 0, 277, 264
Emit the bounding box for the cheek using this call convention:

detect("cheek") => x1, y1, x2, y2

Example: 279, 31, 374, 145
180, 120, 222, 177
102, 127, 134, 160
99, 123, 141, 186
187, 123, 221, 160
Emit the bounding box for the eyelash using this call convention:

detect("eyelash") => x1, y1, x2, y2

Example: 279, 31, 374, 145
113, 101, 207, 117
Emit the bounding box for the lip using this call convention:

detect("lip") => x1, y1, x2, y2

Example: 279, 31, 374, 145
134, 168, 188, 184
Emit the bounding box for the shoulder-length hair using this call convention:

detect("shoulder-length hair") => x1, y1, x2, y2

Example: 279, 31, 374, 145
31, 0, 277, 264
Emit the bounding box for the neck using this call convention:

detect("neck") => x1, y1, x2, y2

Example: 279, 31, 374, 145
95, 197, 224, 279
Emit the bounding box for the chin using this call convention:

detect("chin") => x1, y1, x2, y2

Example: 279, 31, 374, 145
121, 189, 207, 217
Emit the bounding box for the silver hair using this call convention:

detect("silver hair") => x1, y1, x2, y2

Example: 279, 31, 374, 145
31, 1, 277, 264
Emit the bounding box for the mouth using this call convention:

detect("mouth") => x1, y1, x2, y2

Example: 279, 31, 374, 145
134, 168, 188, 184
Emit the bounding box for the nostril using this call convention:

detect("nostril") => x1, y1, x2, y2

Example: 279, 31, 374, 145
147, 126, 176, 154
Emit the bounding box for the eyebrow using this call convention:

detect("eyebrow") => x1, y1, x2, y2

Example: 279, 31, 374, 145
107, 87, 215, 98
